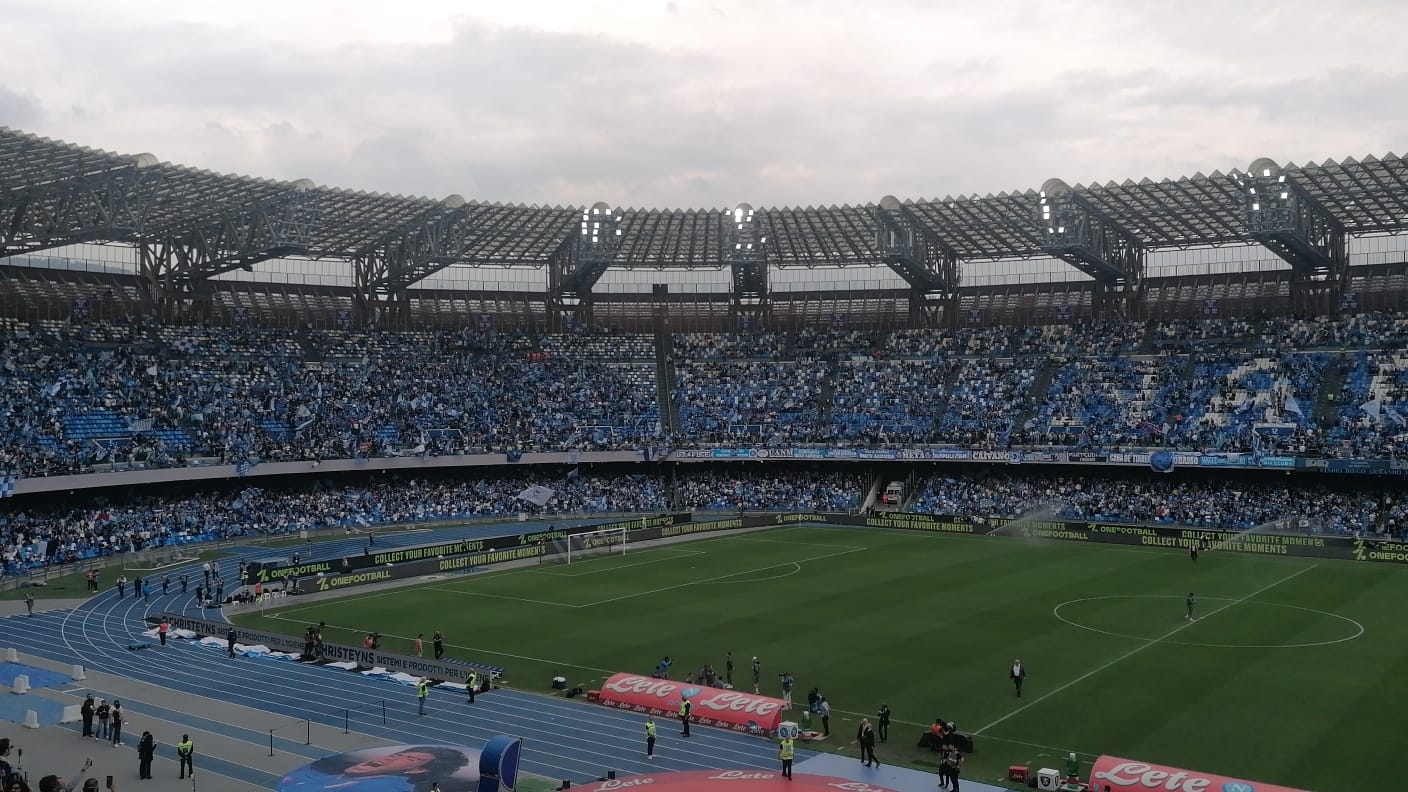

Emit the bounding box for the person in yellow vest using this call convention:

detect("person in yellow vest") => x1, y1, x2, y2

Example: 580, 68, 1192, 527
645, 716, 657, 759
466, 672, 478, 704
177, 734, 195, 779
678, 698, 692, 737
778, 736, 795, 779
418, 677, 430, 716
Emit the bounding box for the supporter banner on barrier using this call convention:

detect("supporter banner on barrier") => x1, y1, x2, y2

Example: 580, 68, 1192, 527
148, 612, 494, 681
594, 673, 786, 735
665, 446, 1315, 470
265, 512, 751, 594
246, 513, 693, 583
1089, 755, 1310, 792
823, 513, 1399, 563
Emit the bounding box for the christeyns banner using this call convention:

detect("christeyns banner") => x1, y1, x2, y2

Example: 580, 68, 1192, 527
594, 673, 786, 735
1090, 755, 1310, 792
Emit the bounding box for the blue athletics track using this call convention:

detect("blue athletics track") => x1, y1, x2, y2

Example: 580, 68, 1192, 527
1, 521, 815, 788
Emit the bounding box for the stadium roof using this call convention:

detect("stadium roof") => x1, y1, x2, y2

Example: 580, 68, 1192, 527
4, 126, 1408, 287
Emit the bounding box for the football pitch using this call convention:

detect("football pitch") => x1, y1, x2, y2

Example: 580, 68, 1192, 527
234, 523, 1403, 791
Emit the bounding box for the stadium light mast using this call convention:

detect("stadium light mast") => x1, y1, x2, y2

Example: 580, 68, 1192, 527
547, 201, 621, 331
1037, 178, 1146, 320
875, 195, 961, 328
1235, 158, 1348, 315
724, 203, 769, 330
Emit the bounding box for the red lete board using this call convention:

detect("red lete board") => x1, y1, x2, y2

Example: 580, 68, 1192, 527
593, 674, 788, 735
579, 771, 895, 792
1090, 755, 1312, 792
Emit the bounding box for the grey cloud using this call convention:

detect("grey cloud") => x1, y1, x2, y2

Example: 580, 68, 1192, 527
0, 85, 44, 129
4, 2, 1407, 210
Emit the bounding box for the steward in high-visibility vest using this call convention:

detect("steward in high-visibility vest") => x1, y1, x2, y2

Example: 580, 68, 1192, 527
467, 672, 478, 704
778, 738, 795, 779
678, 699, 692, 737
177, 735, 194, 779
645, 717, 657, 758
417, 678, 430, 715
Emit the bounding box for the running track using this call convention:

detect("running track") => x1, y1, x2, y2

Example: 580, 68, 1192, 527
3, 522, 813, 785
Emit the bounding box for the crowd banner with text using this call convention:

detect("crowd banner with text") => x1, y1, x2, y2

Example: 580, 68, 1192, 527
246, 513, 694, 582
822, 512, 1404, 564
1089, 755, 1310, 792
593, 673, 786, 735
148, 612, 500, 680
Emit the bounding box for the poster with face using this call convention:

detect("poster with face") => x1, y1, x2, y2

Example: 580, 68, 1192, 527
280, 744, 481, 792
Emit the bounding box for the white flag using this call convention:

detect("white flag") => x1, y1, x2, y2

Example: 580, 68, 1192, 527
1361, 399, 1383, 423
1283, 395, 1304, 419
516, 485, 556, 507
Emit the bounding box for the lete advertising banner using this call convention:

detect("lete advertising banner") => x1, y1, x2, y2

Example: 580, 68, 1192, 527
1089, 755, 1311, 792
595, 673, 786, 735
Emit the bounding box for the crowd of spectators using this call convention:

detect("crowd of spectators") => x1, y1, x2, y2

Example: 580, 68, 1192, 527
2, 313, 1407, 480
5, 463, 1404, 583
675, 469, 864, 512
911, 471, 1401, 537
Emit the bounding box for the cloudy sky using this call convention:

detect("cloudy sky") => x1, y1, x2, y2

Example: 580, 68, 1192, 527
2, 0, 1406, 209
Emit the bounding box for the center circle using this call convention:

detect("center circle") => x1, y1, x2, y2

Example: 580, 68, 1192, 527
1053, 594, 1364, 648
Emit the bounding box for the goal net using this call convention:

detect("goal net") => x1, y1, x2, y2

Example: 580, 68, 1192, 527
548, 526, 629, 564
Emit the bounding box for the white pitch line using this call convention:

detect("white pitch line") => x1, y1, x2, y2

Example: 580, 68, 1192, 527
579, 546, 867, 607
422, 586, 580, 608
973, 562, 1319, 735
526, 548, 709, 577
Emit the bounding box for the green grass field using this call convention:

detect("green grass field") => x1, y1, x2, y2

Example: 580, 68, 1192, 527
233, 524, 1405, 792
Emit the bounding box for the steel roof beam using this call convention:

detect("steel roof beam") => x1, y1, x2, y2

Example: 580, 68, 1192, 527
874, 195, 959, 295
1038, 179, 1145, 287
139, 187, 321, 281
1237, 159, 1347, 281
0, 163, 160, 257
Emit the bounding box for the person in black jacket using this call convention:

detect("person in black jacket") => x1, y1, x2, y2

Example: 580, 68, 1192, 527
1010, 659, 1026, 698
80, 695, 95, 739
876, 703, 891, 743
137, 731, 155, 779
857, 718, 879, 767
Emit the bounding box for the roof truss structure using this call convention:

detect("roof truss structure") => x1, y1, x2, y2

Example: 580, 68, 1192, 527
4, 127, 1408, 290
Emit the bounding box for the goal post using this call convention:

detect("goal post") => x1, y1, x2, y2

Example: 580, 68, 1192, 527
549, 526, 629, 564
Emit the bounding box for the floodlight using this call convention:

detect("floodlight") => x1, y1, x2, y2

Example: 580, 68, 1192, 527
1058, 227, 1065, 233
1279, 192, 1288, 200
1252, 202, 1260, 211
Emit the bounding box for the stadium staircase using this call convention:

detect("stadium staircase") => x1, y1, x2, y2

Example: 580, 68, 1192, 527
1314, 355, 1349, 428
1018, 359, 1061, 427
653, 324, 679, 433
816, 358, 838, 425
295, 325, 321, 362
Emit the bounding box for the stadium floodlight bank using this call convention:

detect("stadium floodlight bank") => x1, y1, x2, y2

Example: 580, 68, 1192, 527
549, 526, 628, 564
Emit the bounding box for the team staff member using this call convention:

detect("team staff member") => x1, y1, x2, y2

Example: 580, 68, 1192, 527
645, 717, 657, 759
857, 718, 878, 767
1010, 659, 1026, 697
433, 631, 445, 660
778, 736, 795, 779
876, 704, 891, 743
